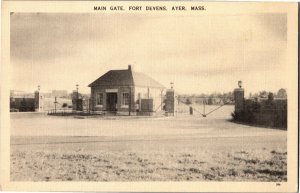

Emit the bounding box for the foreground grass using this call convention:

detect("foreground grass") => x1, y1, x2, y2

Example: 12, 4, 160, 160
11, 136, 287, 181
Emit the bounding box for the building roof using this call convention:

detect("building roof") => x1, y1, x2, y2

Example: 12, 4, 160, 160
88, 66, 165, 89
131, 71, 165, 88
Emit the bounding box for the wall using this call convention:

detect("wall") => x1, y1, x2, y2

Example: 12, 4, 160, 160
10, 98, 36, 112
10, 91, 44, 112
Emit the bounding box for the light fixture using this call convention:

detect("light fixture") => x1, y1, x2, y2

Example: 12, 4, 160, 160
238, 81, 242, 88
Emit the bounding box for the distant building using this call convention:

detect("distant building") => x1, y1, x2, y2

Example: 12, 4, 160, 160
51, 90, 68, 98
88, 65, 165, 115
10, 90, 34, 98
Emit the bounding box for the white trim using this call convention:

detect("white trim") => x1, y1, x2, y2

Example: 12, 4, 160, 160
106, 89, 118, 93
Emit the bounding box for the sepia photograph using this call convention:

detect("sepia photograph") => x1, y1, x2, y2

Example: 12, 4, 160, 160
1, 1, 298, 192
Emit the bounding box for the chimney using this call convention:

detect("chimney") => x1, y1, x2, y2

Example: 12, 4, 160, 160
128, 65, 132, 71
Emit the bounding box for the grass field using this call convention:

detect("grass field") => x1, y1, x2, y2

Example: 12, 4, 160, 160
10, 105, 287, 181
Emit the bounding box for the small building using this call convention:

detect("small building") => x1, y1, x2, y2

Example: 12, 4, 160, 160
88, 65, 165, 115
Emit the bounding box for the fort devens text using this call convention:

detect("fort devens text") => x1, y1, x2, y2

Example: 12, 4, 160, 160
94, 6, 205, 11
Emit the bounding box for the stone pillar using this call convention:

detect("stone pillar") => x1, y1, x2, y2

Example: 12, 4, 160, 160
34, 91, 43, 112
72, 91, 76, 111
72, 91, 82, 111
165, 89, 175, 116
234, 88, 244, 113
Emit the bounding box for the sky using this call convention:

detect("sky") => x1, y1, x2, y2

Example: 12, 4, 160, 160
11, 13, 287, 95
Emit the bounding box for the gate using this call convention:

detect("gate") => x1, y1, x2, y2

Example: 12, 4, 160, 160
176, 96, 234, 117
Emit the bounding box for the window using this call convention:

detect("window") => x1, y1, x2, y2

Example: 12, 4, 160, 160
96, 93, 103, 106
122, 93, 129, 106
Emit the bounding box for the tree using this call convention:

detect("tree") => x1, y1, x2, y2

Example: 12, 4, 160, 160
267, 92, 274, 103
62, 103, 68, 114
185, 98, 192, 105
277, 88, 287, 99
259, 91, 268, 98
249, 92, 252, 98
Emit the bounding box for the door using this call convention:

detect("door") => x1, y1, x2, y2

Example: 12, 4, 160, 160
106, 93, 118, 111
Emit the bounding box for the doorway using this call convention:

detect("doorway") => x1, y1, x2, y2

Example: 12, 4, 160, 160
106, 93, 118, 111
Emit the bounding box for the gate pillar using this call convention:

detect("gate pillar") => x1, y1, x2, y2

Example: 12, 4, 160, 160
165, 89, 175, 116
234, 81, 244, 113
34, 91, 43, 112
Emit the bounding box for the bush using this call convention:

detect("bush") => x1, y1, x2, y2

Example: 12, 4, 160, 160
231, 109, 254, 123
62, 103, 68, 108
185, 98, 192, 105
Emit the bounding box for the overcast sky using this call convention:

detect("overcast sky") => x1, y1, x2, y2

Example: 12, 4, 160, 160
11, 13, 287, 95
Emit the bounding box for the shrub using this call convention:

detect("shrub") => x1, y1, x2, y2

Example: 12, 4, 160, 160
62, 103, 68, 108
231, 109, 254, 123
232, 98, 287, 128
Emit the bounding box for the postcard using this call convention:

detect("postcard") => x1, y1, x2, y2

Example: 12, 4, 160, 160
0, 1, 298, 192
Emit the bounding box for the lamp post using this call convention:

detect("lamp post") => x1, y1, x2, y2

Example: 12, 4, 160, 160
170, 82, 174, 89
234, 80, 244, 113
238, 81, 242, 88
76, 84, 79, 111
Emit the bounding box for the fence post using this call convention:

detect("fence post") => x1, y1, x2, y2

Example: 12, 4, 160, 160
189, 106, 193, 115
